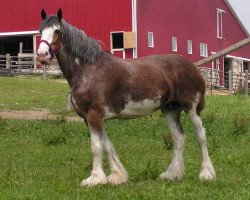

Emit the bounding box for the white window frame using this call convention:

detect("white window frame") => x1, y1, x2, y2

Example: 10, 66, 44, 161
216, 8, 225, 39
200, 43, 208, 57
172, 37, 177, 52
148, 32, 154, 48
187, 40, 192, 54
110, 31, 125, 59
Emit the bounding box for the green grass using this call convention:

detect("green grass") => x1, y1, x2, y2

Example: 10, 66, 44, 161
0, 76, 69, 114
0, 76, 249, 199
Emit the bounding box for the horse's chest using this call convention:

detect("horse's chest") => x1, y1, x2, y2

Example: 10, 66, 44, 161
105, 98, 161, 119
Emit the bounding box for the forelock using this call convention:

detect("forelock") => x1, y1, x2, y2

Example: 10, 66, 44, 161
39, 16, 61, 32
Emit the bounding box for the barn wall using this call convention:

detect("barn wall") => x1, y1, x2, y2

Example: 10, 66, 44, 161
1, 0, 249, 61
0, 0, 132, 51
136, 0, 250, 62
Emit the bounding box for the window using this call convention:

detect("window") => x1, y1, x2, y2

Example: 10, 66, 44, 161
111, 31, 136, 50
217, 9, 225, 39
148, 32, 154, 48
200, 43, 208, 57
187, 40, 192, 54
111, 32, 124, 49
172, 37, 177, 52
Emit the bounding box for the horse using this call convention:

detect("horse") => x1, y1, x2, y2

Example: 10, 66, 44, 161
37, 9, 215, 186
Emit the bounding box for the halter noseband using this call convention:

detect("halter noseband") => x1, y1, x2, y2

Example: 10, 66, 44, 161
39, 40, 62, 59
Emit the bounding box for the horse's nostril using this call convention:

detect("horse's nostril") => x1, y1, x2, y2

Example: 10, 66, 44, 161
45, 51, 48, 56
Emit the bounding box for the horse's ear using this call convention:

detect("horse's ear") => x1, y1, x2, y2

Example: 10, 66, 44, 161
57, 8, 62, 21
41, 9, 47, 20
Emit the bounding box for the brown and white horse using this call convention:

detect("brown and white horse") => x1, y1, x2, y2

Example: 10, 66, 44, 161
37, 9, 215, 186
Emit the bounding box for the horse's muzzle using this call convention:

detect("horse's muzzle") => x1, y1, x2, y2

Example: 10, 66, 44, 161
37, 54, 51, 65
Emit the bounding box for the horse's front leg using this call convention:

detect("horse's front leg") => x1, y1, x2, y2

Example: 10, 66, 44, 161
81, 110, 107, 186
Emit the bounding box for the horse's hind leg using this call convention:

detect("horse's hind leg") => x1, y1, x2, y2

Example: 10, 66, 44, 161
187, 101, 215, 180
160, 104, 186, 180
102, 131, 128, 185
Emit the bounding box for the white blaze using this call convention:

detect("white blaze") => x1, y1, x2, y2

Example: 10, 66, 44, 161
37, 25, 59, 56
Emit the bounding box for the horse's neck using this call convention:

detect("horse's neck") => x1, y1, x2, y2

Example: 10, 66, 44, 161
56, 48, 102, 87
56, 49, 74, 87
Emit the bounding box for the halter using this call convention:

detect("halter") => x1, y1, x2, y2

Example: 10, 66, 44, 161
39, 40, 62, 59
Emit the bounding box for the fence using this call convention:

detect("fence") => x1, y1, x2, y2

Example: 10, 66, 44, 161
0, 53, 61, 76
198, 67, 249, 96
0, 54, 11, 68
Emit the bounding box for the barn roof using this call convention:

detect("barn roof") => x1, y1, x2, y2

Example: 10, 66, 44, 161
224, 0, 250, 37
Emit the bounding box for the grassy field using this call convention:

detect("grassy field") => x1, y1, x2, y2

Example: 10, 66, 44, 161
0, 76, 69, 114
0, 76, 249, 199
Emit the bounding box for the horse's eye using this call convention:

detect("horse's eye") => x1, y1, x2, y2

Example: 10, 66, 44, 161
54, 29, 61, 35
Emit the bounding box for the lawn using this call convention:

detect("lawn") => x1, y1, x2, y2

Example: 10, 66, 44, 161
0, 76, 249, 199
0, 76, 69, 114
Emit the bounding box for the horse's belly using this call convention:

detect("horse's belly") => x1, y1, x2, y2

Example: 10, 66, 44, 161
105, 98, 161, 119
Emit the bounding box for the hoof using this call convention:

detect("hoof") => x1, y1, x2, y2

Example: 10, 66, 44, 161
160, 162, 184, 181
81, 174, 107, 186
199, 166, 216, 181
107, 171, 128, 185
159, 170, 184, 181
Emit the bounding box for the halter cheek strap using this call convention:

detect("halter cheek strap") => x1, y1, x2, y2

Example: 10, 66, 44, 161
39, 40, 62, 59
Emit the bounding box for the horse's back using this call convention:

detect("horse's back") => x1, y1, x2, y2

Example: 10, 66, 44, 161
106, 52, 205, 99
128, 54, 204, 90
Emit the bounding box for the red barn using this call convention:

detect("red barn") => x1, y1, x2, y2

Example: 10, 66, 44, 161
0, 0, 249, 85
0, 0, 133, 58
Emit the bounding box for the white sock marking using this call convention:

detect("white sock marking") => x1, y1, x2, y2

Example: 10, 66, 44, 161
81, 126, 107, 186
160, 112, 185, 180
187, 97, 215, 180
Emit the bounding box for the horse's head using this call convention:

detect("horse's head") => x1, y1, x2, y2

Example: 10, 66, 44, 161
37, 9, 63, 64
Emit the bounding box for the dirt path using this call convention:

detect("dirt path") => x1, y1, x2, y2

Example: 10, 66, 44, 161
0, 109, 83, 122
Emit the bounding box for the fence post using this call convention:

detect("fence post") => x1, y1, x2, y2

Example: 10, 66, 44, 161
6, 54, 10, 69
245, 70, 248, 96
210, 69, 213, 95
229, 70, 233, 94
204, 76, 208, 95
